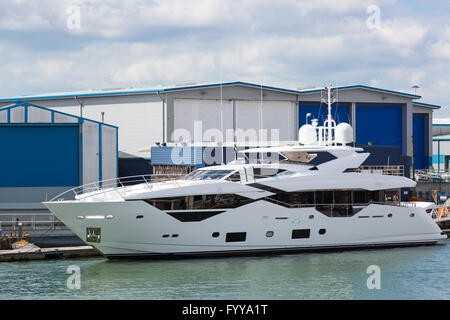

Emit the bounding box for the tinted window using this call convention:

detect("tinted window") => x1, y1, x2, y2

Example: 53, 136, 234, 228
226, 232, 247, 242
166, 211, 224, 222
182, 170, 233, 181
144, 194, 254, 210
292, 229, 310, 239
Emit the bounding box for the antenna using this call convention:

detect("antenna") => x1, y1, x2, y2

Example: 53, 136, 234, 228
260, 80, 263, 146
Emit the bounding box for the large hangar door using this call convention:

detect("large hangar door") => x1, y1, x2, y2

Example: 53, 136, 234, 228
235, 101, 294, 142
0, 125, 79, 187
356, 104, 403, 152
413, 114, 428, 169
173, 99, 233, 143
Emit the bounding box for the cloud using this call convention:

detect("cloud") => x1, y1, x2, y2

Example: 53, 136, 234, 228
0, 0, 448, 117
36, 59, 74, 78
375, 18, 428, 56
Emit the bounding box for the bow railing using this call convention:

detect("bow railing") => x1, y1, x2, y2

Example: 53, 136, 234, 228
49, 174, 184, 202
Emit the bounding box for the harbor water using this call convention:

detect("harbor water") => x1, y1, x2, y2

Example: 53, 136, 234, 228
1, 240, 449, 300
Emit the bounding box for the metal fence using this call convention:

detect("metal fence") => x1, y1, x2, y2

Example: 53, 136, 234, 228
356, 165, 405, 176
0, 213, 67, 232
414, 169, 450, 182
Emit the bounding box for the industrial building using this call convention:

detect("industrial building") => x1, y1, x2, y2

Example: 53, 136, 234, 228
0, 101, 118, 215
432, 122, 450, 172
0, 81, 441, 183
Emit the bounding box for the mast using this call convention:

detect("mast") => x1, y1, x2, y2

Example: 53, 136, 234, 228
327, 86, 332, 145
323, 85, 335, 146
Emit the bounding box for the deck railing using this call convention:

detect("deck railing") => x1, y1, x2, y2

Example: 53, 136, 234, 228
50, 174, 184, 202
264, 198, 407, 209
357, 165, 405, 176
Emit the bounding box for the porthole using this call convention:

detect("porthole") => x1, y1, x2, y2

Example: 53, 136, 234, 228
171, 234, 179, 238
319, 229, 326, 235
410, 213, 415, 218
266, 231, 274, 237
136, 215, 144, 219
388, 213, 393, 218
212, 232, 220, 238
162, 234, 169, 238
309, 215, 314, 219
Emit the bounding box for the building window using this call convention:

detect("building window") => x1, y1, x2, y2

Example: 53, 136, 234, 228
226, 232, 247, 242
291, 229, 310, 239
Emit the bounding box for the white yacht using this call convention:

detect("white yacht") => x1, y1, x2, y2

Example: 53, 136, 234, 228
44, 88, 446, 259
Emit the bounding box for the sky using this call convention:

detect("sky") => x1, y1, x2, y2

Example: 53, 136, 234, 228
0, 0, 449, 117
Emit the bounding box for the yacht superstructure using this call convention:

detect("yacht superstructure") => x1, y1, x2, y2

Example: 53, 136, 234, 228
44, 87, 446, 259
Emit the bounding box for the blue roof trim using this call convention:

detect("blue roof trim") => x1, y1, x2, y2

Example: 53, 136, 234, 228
0, 88, 161, 102
433, 124, 450, 126
0, 101, 118, 129
413, 101, 441, 109
433, 138, 450, 141
299, 84, 421, 99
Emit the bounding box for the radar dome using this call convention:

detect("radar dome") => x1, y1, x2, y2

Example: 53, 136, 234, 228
298, 124, 317, 145
335, 122, 353, 145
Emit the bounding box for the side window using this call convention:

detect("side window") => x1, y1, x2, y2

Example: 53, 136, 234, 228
226, 172, 241, 182
226, 232, 247, 242
292, 229, 310, 239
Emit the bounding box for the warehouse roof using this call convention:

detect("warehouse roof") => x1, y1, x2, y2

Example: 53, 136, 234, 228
0, 81, 441, 110
0, 81, 299, 102
0, 101, 118, 128
433, 134, 450, 141
413, 101, 441, 109
298, 84, 421, 99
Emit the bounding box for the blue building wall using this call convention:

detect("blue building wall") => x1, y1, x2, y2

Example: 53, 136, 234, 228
412, 113, 429, 169
151, 146, 204, 167
299, 102, 351, 126
355, 104, 403, 152
0, 125, 80, 187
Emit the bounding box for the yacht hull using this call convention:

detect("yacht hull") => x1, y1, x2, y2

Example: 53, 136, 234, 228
44, 200, 447, 259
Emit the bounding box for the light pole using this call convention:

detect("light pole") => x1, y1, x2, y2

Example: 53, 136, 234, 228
412, 85, 420, 95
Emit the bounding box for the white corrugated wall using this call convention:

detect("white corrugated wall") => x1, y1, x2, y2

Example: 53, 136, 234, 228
101, 125, 117, 181
82, 120, 100, 184
82, 101, 162, 152
173, 99, 233, 143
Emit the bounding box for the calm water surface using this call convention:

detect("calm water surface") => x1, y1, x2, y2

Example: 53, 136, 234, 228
1, 240, 449, 300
